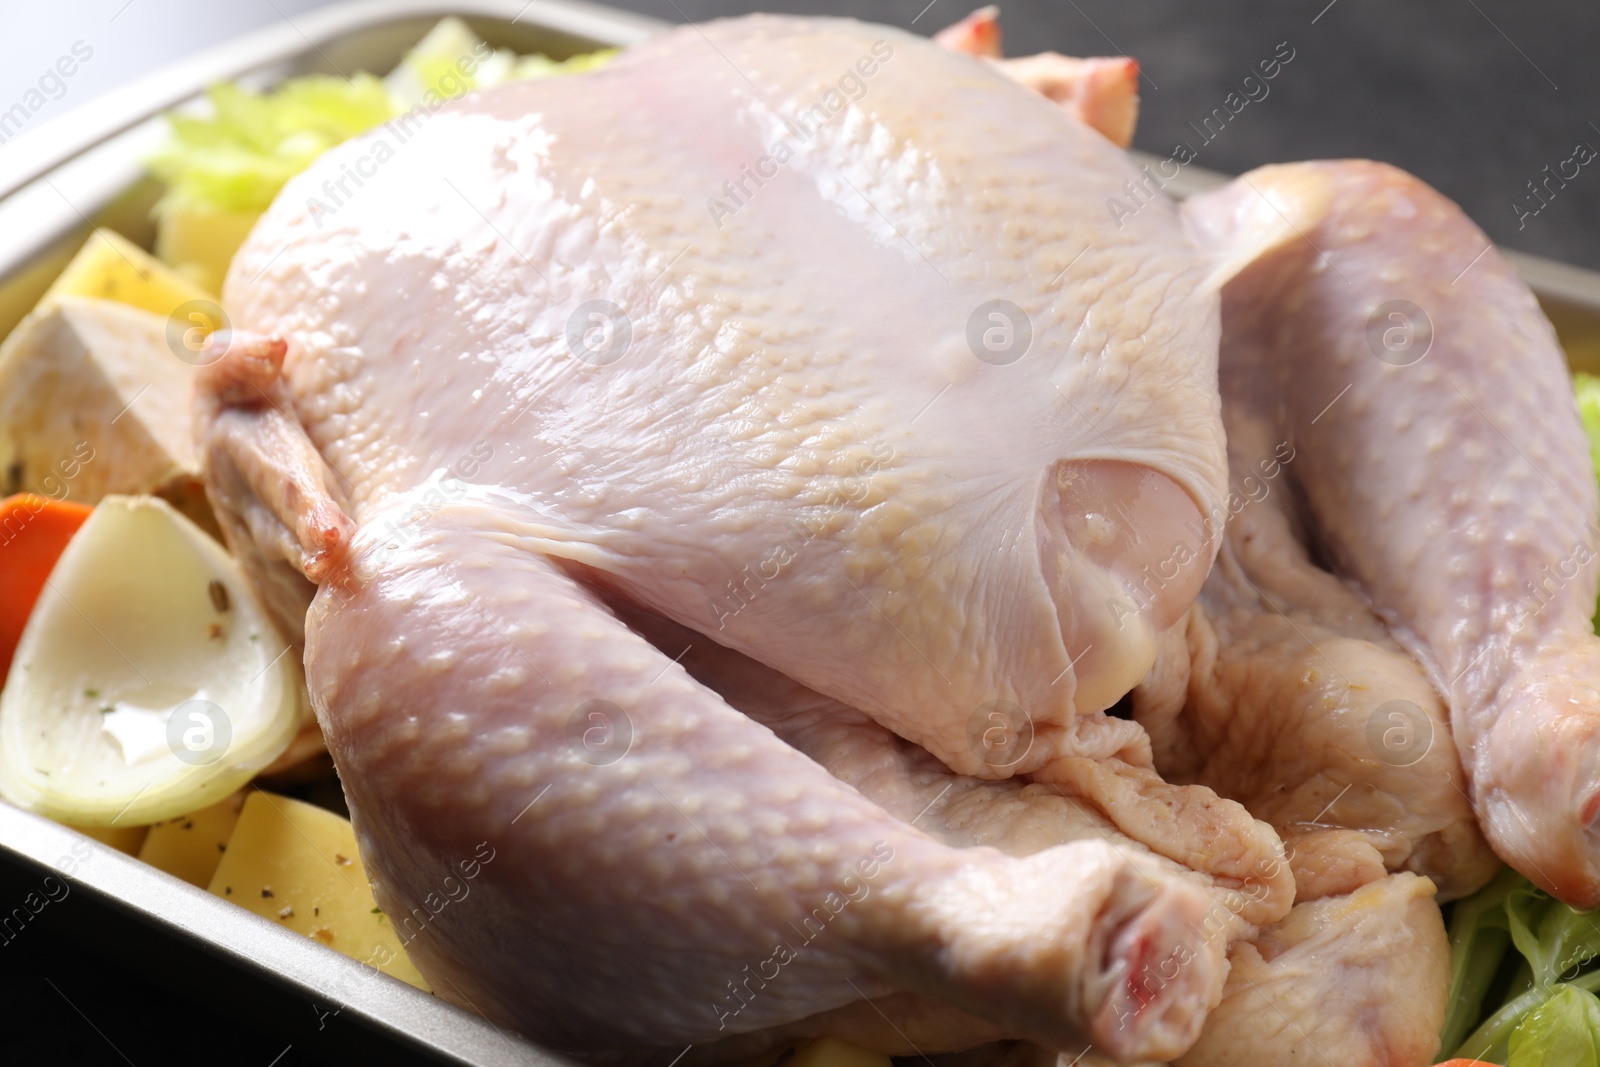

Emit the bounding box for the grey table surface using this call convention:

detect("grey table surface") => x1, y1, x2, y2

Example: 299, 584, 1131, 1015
0, 0, 1596, 1063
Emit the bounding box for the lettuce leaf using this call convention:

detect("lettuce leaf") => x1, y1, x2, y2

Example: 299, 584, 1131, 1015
1510, 986, 1600, 1067
384, 15, 506, 107
147, 74, 396, 215
1447, 867, 1600, 1063
1573, 372, 1600, 479
148, 17, 617, 222
510, 50, 619, 79
1444, 867, 1522, 1052
1577, 372, 1600, 630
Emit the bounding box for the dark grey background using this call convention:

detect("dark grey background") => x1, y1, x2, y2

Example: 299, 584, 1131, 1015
1, 1, 1597, 1063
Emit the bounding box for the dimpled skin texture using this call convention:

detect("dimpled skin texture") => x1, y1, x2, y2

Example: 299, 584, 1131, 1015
635, 605, 1439, 1066
225, 15, 1225, 778
1175, 872, 1450, 1067
1133, 390, 1499, 903
301, 503, 1225, 1058
212, 15, 1240, 1061
1183, 161, 1600, 907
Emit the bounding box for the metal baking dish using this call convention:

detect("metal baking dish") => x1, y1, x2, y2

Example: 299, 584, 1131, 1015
0, 5, 657, 1063
4, 1, 1600, 1063
0, 0, 661, 340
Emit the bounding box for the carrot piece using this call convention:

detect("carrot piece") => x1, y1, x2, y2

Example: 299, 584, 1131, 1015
0, 494, 93, 680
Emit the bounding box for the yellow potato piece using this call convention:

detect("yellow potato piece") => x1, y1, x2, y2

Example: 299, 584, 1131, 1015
0, 296, 197, 504
68, 823, 148, 856
208, 791, 429, 991
138, 792, 246, 887
791, 1038, 892, 1067
45, 228, 214, 318
154, 204, 260, 297
739, 1038, 892, 1067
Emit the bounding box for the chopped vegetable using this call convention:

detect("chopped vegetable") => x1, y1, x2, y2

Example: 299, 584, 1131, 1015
735, 1038, 891, 1067
0, 494, 91, 679
144, 75, 393, 290
144, 17, 617, 289
386, 17, 616, 106
68, 821, 149, 856
0, 496, 303, 826
147, 75, 396, 218
786, 1038, 892, 1067
1577, 372, 1600, 630
509, 50, 618, 79
0, 296, 201, 510
384, 16, 508, 106
44, 227, 214, 317
1444, 867, 1600, 1063
152, 201, 261, 296
1443, 867, 1523, 1052
1508, 985, 1600, 1066
138, 791, 246, 887
207, 791, 427, 989
1574, 373, 1600, 480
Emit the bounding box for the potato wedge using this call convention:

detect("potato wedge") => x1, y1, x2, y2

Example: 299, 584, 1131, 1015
68, 823, 149, 856
138, 792, 246, 887
154, 204, 260, 297
740, 1038, 893, 1067
46, 227, 214, 319
208, 792, 428, 990
0, 295, 201, 510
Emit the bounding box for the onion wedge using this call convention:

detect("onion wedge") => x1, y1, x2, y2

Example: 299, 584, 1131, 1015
0, 495, 302, 825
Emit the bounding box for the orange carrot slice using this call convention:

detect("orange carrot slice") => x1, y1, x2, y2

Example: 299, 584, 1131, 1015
0, 494, 93, 680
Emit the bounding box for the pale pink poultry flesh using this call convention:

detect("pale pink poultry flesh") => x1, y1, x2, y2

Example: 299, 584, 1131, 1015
627, 607, 1445, 1067
1132, 174, 1504, 899
201, 14, 1253, 1061
186, 7, 1600, 1065
1181, 161, 1600, 907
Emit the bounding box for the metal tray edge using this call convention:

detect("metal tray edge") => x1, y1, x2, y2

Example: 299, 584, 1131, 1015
2, 5, 1600, 1065
0, 0, 665, 203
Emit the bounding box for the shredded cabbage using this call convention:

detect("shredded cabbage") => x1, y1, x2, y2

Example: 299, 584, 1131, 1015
1446, 870, 1600, 1064
147, 74, 395, 214
148, 17, 616, 219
